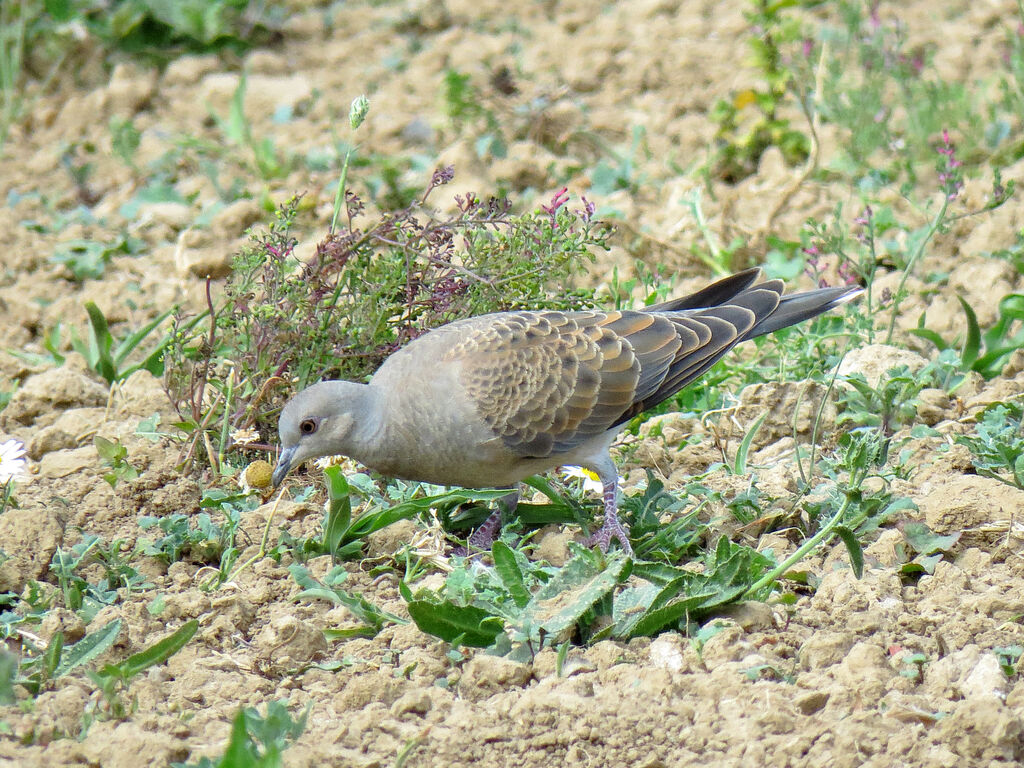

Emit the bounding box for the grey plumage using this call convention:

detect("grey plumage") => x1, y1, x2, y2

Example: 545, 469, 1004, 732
272, 268, 862, 555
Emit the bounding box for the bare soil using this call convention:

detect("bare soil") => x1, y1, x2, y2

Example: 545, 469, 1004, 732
1, 1, 1023, 766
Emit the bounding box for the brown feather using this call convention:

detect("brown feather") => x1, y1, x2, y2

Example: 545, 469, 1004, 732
443, 272, 851, 460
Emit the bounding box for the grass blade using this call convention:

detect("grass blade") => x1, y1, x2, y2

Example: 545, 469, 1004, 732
117, 619, 198, 680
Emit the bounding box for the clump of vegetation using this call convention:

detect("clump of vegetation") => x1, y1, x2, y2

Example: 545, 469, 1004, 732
955, 401, 1024, 490
709, 0, 811, 182
164, 172, 610, 471
1, 1, 283, 148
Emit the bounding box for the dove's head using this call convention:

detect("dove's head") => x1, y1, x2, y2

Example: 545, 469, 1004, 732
272, 381, 375, 487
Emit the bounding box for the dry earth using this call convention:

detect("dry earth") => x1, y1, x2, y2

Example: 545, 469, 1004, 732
1, 1, 1024, 766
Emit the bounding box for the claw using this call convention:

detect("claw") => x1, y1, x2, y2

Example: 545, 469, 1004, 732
584, 470, 633, 557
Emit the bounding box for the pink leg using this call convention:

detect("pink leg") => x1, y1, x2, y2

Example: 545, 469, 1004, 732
584, 475, 633, 556
467, 490, 518, 552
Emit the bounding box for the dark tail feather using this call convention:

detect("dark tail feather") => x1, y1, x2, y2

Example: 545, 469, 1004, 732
746, 285, 863, 340
645, 268, 762, 312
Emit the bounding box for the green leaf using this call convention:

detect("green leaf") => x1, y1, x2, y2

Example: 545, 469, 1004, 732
630, 592, 717, 637
522, 550, 629, 636
908, 327, 949, 350
610, 582, 661, 638
136, 414, 163, 441
835, 525, 863, 578
957, 295, 981, 370
321, 467, 352, 557
115, 619, 198, 681
405, 600, 504, 647
491, 542, 530, 608
56, 619, 122, 678
733, 411, 767, 474
40, 631, 64, 683
902, 522, 960, 555
84, 302, 117, 383
94, 436, 125, 462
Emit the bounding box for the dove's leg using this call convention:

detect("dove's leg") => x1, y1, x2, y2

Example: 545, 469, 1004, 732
585, 472, 634, 557
467, 489, 518, 551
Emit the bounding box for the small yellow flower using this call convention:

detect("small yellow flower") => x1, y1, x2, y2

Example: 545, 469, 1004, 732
239, 460, 273, 491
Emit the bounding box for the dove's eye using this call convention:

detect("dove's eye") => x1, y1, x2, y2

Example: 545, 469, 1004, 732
299, 419, 318, 435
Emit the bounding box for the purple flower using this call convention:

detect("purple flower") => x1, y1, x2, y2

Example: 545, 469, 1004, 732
542, 187, 570, 227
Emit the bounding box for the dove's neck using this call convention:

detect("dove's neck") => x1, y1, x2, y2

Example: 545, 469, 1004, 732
338, 383, 386, 461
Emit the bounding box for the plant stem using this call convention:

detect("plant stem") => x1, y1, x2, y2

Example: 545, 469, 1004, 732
884, 196, 949, 344
743, 493, 852, 598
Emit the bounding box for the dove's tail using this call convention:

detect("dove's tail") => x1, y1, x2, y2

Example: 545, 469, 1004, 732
745, 284, 863, 340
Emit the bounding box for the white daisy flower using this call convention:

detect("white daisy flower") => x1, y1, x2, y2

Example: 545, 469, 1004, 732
230, 428, 260, 446
560, 465, 605, 495
314, 455, 349, 470
0, 439, 27, 484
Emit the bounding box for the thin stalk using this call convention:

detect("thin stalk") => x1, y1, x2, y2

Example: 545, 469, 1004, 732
884, 197, 949, 344
744, 493, 852, 598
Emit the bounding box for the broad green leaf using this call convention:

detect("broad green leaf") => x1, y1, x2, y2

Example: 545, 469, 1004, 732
405, 600, 504, 647
321, 467, 352, 557
630, 592, 717, 637
492, 542, 530, 608
56, 619, 122, 678
956, 295, 981, 370
40, 631, 63, 683
902, 522, 960, 555
522, 550, 628, 636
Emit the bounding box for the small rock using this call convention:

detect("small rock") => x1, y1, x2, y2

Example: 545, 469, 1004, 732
837, 344, 928, 388
211, 199, 263, 238
115, 370, 172, 419
962, 653, 1009, 701
800, 631, 855, 670
649, 634, 686, 672
105, 62, 157, 114
38, 608, 86, 644
366, 519, 421, 558
458, 654, 532, 702
0, 507, 62, 591
245, 74, 313, 116
39, 446, 96, 479
163, 54, 221, 86
700, 623, 752, 669
794, 690, 829, 715
916, 388, 951, 425
401, 117, 434, 146
832, 642, 894, 699
920, 475, 1024, 548
532, 526, 574, 566
1003, 348, 1024, 377
255, 615, 328, 666
390, 690, 433, 717
245, 50, 291, 75
712, 601, 776, 632
27, 407, 107, 459
174, 230, 235, 279
136, 201, 193, 231
1, 368, 107, 429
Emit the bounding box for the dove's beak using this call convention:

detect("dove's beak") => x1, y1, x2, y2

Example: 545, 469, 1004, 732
272, 445, 298, 488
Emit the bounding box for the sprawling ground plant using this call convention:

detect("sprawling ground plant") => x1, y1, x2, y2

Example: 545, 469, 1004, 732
164, 175, 609, 472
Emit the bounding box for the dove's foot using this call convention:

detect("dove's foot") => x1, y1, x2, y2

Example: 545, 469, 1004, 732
584, 474, 633, 557
465, 490, 518, 554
